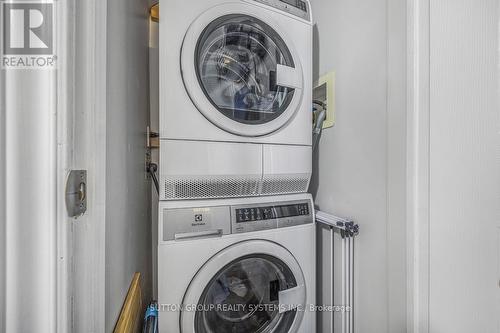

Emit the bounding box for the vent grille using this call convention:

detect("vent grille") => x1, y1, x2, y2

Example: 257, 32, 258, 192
261, 175, 310, 195
161, 174, 311, 200
162, 176, 261, 200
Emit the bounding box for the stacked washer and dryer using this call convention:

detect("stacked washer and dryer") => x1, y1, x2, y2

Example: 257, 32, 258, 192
156, 0, 315, 332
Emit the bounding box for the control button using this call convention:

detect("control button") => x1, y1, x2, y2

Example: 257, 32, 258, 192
263, 208, 274, 219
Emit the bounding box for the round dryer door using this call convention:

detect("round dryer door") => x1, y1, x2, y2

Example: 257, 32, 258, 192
180, 240, 306, 333
181, 4, 304, 137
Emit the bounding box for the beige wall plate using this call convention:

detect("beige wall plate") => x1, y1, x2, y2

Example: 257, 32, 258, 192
313, 71, 335, 129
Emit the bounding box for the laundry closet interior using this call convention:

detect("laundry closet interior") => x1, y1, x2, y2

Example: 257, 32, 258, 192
71, 0, 406, 331
57, 0, 499, 332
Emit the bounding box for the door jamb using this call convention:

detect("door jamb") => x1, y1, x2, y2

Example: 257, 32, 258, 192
406, 0, 431, 331
67, 0, 108, 331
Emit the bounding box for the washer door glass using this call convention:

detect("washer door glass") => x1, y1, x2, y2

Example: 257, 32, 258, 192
194, 254, 297, 333
196, 14, 296, 125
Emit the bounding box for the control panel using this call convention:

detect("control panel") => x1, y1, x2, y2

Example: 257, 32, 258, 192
252, 0, 311, 21
231, 200, 312, 233
161, 198, 313, 241
235, 203, 310, 223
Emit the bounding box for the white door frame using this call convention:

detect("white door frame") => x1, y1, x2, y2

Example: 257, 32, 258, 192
406, 0, 430, 332
65, 0, 108, 332
55, 0, 72, 331
2, 0, 66, 331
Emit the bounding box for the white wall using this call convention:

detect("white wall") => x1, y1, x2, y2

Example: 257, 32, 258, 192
311, 0, 407, 332
105, 0, 152, 330
426, 0, 500, 331
149, 19, 160, 299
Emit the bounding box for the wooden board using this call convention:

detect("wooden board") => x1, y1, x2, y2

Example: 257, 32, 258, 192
150, 3, 159, 22
113, 273, 143, 333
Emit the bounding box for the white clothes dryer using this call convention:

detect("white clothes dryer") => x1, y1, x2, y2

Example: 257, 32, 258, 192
158, 0, 313, 200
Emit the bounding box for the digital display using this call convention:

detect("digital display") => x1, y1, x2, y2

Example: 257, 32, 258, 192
280, 0, 307, 12
236, 203, 309, 223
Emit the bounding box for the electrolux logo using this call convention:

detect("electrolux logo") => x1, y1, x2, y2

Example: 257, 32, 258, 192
192, 214, 205, 227
2, 1, 56, 69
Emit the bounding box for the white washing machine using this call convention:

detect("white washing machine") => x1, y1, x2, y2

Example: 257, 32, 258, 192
157, 194, 316, 332
158, 0, 313, 200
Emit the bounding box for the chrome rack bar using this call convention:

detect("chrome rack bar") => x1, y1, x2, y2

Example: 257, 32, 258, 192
315, 210, 359, 333
315, 210, 359, 238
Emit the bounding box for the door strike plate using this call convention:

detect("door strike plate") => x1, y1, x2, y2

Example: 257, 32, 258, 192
66, 170, 87, 218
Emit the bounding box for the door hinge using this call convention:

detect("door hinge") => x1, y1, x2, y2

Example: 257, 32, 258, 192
66, 170, 87, 218
146, 126, 160, 149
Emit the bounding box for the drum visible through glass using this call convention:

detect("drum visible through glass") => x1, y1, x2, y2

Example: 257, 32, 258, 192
196, 15, 296, 125
194, 254, 297, 333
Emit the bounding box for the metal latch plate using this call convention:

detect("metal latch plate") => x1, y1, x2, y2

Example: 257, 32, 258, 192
66, 170, 87, 218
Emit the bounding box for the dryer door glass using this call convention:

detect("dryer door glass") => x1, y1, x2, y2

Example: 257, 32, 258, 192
194, 254, 297, 333
196, 14, 296, 125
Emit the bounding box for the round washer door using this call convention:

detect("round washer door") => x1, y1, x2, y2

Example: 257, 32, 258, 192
181, 4, 304, 137
180, 240, 306, 333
